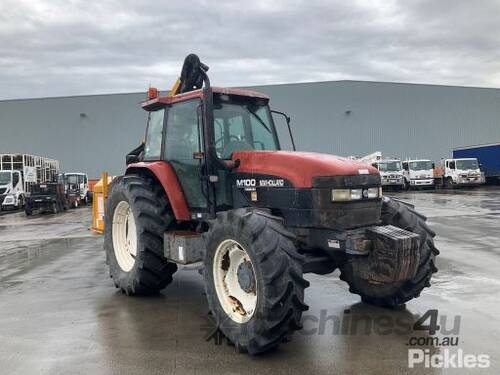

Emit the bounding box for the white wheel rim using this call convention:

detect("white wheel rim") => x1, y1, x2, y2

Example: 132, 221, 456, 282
112, 201, 137, 272
213, 239, 257, 324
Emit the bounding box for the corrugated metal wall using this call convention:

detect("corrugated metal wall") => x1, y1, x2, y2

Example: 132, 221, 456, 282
1, 81, 499, 178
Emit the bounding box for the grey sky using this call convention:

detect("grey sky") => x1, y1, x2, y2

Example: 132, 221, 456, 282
1, 0, 499, 100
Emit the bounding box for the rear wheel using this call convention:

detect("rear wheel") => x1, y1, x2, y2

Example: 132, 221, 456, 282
340, 197, 439, 307
203, 209, 309, 354
104, 175, 177, 295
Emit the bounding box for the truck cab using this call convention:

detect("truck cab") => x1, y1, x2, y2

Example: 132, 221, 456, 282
0, 170, 25, 210
59, 173, 90, 204
371, 159, 405, 190
402, 159, 435, 189
442, 158, 485, 187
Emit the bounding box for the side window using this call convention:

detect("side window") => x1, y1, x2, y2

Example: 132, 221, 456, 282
144, 109, 165, 160
164, 101, 202, 161
12, 173, 19, 186
449, 161, 456, 169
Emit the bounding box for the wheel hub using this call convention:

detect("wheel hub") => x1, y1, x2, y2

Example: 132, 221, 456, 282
237, 260, 256, 294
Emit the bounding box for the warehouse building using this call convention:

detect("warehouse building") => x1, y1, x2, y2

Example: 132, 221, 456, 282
1, 80, 499, 178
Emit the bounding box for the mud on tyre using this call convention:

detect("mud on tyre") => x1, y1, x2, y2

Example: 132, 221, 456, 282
104, 174, 177, 295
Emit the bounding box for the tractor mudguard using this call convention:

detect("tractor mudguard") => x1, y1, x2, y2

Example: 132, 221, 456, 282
126, 161, 190, 221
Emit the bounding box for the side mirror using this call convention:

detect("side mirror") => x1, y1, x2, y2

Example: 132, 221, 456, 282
432, 163, 435, 169
126, 143, 145, 165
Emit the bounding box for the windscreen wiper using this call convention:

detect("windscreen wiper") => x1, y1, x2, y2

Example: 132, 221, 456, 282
244, 106, 272, 133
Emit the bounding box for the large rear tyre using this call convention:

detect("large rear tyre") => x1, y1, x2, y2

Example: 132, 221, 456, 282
104, 175, 177, 295
340, 197, 439, 308
203, 209, 309, 355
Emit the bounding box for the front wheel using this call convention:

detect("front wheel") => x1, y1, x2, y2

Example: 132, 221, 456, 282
104, 175, 177, 295
203, 209, 309, 355
340, 197, 439, 307
17, 195, 24, 209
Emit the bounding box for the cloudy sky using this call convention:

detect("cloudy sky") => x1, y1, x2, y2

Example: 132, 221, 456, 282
1, 0, 499, 100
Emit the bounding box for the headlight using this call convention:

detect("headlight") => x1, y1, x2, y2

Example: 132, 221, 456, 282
332, 187, 381, 201
331, 189, 351, 201
367, 187, 382, 198
350, 189, 362, 200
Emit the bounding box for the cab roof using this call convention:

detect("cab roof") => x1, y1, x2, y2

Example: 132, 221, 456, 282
142, 87, 269, 111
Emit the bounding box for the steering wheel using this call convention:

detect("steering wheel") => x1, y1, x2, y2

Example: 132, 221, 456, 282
215, 135, 240, 158
215, 135, 240, 150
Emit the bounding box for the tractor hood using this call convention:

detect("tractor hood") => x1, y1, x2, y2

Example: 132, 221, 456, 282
232, 151, 379, 188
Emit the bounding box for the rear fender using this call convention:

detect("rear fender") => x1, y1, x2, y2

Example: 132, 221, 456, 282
126, 161, 191, 221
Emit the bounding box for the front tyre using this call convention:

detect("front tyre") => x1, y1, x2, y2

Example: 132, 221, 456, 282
104, 175, 177, 295
340, 197, 439, 308
203, 209, 309, 355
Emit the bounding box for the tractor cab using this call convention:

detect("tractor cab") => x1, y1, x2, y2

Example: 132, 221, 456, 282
133, 87, 282, 214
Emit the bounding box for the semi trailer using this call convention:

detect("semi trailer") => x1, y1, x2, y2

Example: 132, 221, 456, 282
0, 154, 59, 210
453, 143, 500, 184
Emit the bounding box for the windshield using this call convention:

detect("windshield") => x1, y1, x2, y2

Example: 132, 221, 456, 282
409, 161, 433, 171
67, 175, 78, 184
0, 171, 11, 185
378, 161, 402, 172
213, 99, 278, 159
456, 159, 479, 170
31, 184, 56, 194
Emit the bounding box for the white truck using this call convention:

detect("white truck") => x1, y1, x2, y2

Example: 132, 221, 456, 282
438, 157, 485, 187
359, 152, 405, 190
0, 154, 59, 210
402, 159, 435, 189
59, 173, 90, 205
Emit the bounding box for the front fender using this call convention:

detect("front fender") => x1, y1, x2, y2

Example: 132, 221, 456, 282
126, 161, 191, 221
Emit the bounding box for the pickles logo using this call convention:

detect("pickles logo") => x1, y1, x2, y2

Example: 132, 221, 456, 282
408, 349, 490, 369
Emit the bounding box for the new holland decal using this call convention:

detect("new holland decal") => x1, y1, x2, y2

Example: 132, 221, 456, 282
236, 178, 285, 190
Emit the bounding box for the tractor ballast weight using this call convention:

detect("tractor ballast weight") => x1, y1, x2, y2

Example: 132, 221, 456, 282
105, 54, 439, 355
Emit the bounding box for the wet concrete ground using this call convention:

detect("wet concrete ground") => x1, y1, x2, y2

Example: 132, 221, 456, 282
0, 188, 499, 374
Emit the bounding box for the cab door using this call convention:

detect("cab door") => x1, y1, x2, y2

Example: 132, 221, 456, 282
162, 99, 207, 210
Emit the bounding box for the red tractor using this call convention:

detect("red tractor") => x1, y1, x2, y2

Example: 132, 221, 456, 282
104, 54, 439, 354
